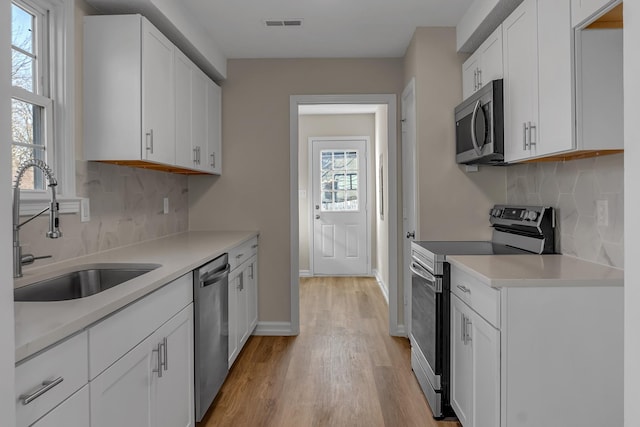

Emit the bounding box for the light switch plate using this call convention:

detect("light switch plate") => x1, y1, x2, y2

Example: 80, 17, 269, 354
596, 199, 609, 226
80, 198, 90, 222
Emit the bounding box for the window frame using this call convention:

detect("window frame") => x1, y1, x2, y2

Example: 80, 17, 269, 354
11, 0, 77, 215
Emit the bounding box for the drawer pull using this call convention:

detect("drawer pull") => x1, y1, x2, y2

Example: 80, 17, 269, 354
236, 253, 244, 259
457, 285, 471, 294
20, 377, 64, 405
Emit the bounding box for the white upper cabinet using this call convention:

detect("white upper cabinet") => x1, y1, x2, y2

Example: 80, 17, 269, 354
141, 20, 175, 165
84, 14, 221, 175
503, 0, 574, 162
503, 0, 540, 162
502, 0, 622, 163
462, 25, 503, 100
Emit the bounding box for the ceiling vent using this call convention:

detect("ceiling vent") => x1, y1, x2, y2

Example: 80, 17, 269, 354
264, 19, 303, 28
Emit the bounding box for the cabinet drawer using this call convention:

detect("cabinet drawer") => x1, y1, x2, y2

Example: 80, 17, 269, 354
229, 237, 258, 271
88, 273, 193, 379
451, 266, 501, 328
16, 332, 88, 427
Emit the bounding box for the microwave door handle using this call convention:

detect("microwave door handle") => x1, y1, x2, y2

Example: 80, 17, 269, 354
470, 100, 483, 156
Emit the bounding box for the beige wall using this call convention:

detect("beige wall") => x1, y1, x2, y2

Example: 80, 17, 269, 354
298, 114, 376, 273
403, 28, 506, 242
189, 58, 404, 323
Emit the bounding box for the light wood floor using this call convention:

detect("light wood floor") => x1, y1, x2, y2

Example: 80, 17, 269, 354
200, 276, 461, 427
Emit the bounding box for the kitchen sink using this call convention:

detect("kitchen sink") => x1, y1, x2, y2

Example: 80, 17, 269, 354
14, 263, 162, 302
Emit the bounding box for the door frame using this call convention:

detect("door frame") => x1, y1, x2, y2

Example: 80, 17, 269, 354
401, 78, 418, 334
290, 94, 399, 336
308, 136, 371, 276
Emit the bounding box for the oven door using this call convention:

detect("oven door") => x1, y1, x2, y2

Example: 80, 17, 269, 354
410, 260, 443, 389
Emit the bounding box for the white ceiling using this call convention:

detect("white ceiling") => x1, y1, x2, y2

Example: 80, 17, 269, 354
181, 0, 474, 59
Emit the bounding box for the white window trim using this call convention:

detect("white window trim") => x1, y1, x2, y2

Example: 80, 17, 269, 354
13, 0, 79, 216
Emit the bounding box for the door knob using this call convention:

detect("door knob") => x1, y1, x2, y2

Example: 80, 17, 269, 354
315, 215, 320, 219
406, 231, 415, 239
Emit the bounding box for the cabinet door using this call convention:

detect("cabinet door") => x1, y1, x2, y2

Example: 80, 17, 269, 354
90, 335, 155, 427
246, 256, 258, 333
206, 80, 222, 174
536, 0, 573, 158
462, 53, 480, 100
32, 386, 90, 427
237, 267, 249, 349
478, 25, 503, 88
141, 18, 175, 165
503, 0, 539, 162
154, 305, 195, 427
228, 270, 240, 365
192, 69, 209, 172
451, 295, 472, 426
175, 51, 194, 169
469, 308, 500, 427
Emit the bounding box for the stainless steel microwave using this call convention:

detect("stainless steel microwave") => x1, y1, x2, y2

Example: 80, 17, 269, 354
454, 79, 504, 165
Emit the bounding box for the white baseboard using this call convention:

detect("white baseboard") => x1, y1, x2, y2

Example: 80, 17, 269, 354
253, 321, 296, 336
372, 269, 389, 305
299, 270, 312, 277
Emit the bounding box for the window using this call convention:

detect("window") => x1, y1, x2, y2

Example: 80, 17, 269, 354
320, 150, 360, 212
10, 0, 76, 213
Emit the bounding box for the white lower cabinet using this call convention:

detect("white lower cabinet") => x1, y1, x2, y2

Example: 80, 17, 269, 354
90, 304, 194, 427
451, 294, 500, 427
450, 264, 623, 427
32, 386, 90, 427
228, 238, 259, 367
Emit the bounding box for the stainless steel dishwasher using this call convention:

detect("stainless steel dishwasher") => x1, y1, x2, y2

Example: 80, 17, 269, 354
194, 253, 230, 422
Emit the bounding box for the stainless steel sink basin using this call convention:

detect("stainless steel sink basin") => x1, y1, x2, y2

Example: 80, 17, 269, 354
14, 263, 162, 302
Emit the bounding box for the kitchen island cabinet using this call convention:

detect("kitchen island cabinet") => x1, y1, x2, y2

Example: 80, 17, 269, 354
448, 255, 623, 427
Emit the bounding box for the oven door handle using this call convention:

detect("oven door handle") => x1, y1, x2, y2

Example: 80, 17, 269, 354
410, 262, 442, 293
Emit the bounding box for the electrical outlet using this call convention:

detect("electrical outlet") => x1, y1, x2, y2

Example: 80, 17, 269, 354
596, 199, 609, 226
163, 197, 169, 215
80, 198, 90, 222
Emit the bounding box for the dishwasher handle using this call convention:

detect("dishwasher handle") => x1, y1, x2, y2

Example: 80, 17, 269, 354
200, 264, 230, 287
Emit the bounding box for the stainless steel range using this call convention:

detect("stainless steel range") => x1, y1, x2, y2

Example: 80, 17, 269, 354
409, 205, 556, 419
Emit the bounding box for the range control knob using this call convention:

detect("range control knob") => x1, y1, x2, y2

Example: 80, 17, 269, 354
525, 210, 538, 221
491, 208, 502, 218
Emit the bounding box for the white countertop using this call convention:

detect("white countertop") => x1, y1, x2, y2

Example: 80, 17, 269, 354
14, 230, 258, 363
447, 254, 624, 288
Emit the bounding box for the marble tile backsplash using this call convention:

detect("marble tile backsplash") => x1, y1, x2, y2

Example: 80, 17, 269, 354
19, 161, 188, 269
506, 153, 623, 268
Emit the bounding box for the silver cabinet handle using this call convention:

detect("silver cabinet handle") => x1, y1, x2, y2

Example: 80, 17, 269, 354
529, 122, 537, 147
461, 313, 466, 343
146, 129, 154, 154
477, 68, 482, 88
236, 253, 244, 260
210, 153, 215, 168
20, 377, 64, 405
473, 69, 477, 91
249, 264, 254, 280
238, 273, 244, 291
162, 337, 168, 371
456, 285, 470, 294
153, 342, 163, 378
523, 122, 528, 150
465, 316, 473, 344
193, 147, 198, 164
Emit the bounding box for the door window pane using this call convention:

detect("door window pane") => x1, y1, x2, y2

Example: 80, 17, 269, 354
320, 150, 360, 212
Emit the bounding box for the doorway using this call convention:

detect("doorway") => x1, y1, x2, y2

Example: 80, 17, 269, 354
310, 137, 369, 276
289, 94, 399, 336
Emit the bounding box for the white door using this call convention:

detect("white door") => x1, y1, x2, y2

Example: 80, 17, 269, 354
312, 138, 368, 275
402, 80, 418, 332
155, 305, 195, 427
